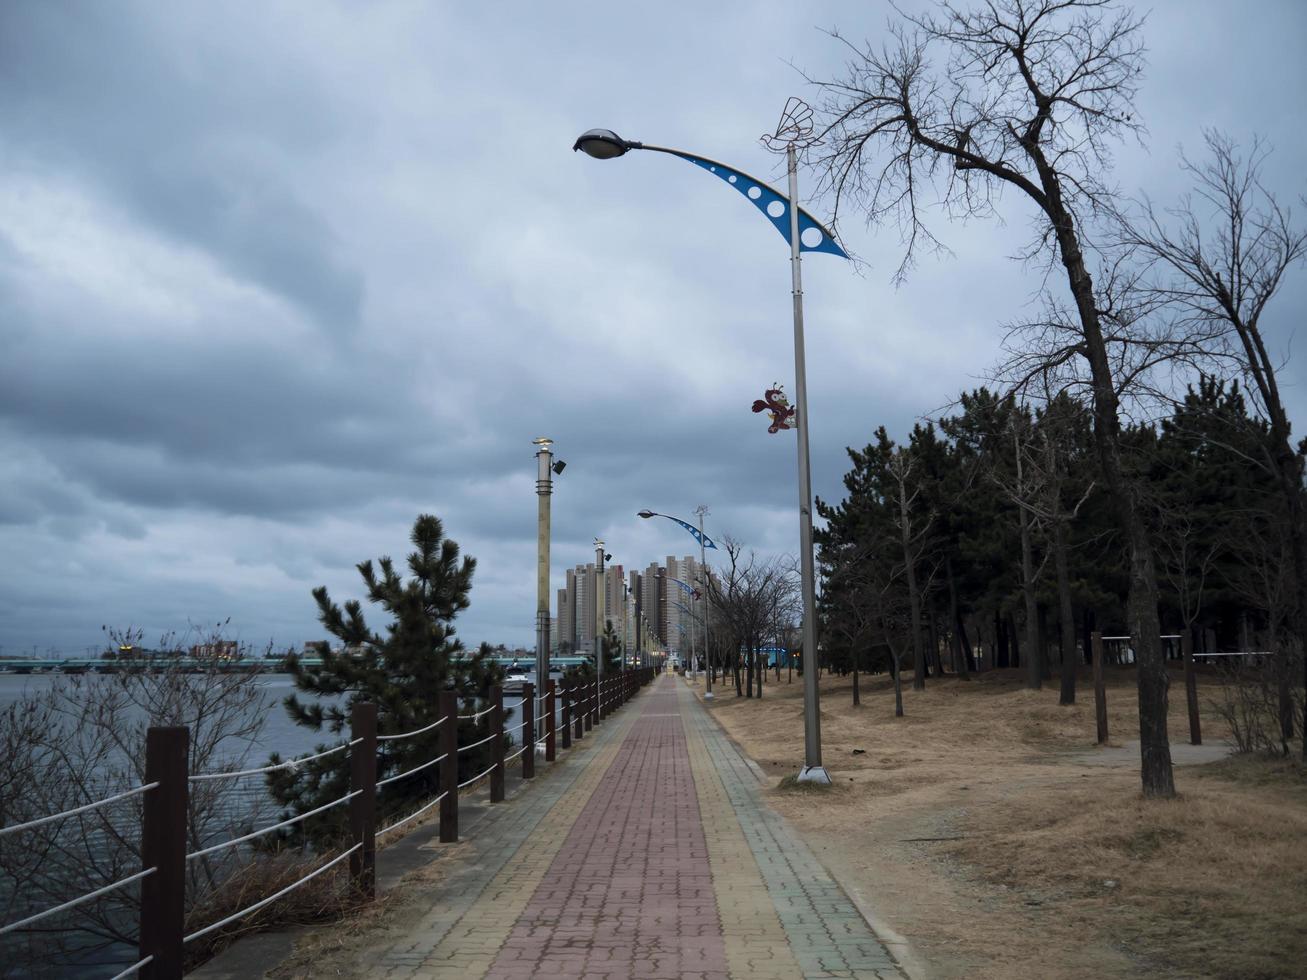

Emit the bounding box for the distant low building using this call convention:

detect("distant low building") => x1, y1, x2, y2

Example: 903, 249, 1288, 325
190, 640, 240, 660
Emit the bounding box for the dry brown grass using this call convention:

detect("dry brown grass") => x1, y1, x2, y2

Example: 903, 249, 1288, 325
697, 667, 1307, 980
185, 849, 366, 970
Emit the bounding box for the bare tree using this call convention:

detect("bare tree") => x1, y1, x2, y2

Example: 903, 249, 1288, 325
887, 449, 934, 690
1, 626, 272, 973
1120, 131, 1307, 756
824, 542, 883, 706
811, 0, 1177, 795
991, 393, 1096, 698
706, 539, 799, 698
986, 411, 1050, 691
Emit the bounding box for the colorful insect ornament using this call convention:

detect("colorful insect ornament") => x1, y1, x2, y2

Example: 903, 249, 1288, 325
751, 383, 797, 434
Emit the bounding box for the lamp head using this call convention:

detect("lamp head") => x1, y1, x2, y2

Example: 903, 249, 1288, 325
573, 128, 639, 159
637, 510, 655, 519
552, 459, 567, 475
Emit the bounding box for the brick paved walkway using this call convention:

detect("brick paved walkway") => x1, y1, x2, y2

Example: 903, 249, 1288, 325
371, 675, 906, 980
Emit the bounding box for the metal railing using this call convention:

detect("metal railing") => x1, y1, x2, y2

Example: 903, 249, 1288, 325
0, 666, 660, 979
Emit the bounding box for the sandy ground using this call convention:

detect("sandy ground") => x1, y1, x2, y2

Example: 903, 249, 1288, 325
690, 666, 1307, 980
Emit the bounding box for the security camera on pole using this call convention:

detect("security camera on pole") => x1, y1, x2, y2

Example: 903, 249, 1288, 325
594, 538, 607, 717
534, 437, 564, 744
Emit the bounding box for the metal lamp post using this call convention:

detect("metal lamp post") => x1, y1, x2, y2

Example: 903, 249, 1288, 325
670, 597, 701, 678
593, 538, 608, 715
585, 108, 841, 782
637, 509, 716, 701
533, 437, 559, 744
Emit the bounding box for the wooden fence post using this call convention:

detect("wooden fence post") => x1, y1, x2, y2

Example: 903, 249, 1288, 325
490, 685, 505, 803
585, 679, 594, 732
438, 690, 458, 842
1092, 631, 1108, 745
1182, 631, 1202, 745
522, 683, 535, 779
140, 726, 188, 980
576, 680, 586, 739
560, 678, 572, 750
349, 702, 377, 899
545, 679, 557, 762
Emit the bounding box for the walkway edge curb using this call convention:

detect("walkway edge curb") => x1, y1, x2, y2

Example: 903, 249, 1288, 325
688, 684, 929, 980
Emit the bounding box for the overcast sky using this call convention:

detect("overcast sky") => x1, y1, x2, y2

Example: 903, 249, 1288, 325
1, 0, 1304, 657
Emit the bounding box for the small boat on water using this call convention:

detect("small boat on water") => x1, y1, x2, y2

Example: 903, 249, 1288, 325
502, 666, 530, 694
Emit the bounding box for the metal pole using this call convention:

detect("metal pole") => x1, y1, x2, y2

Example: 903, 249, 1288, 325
788, 144, 829, 784
594, 539, 605, 718
622, 582, 630, 674
534, 438, 553, 744
635, 582, 644, 669
697, 506, 714, 700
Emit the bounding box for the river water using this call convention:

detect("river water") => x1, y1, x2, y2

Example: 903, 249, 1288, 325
0, 670, 563, 979
0, 673, 329, 763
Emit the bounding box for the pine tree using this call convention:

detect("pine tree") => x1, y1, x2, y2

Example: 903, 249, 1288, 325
266, 514, 504, 842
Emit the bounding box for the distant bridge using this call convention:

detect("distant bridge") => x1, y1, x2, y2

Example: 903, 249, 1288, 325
0, 654, 597, 675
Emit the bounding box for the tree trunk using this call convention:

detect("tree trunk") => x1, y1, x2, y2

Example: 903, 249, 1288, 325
947, 559, 971, 679
956, 613, 974, 677
1055, 519, 1077, 704
1010, 611, 1022, 669
928, 615, 943, 677
1228, 298, 1306, 755
1038, 604, 1051, 681
745, 646, 754, 699
1045, 188, 1174, 797
995, 611, 1008, 669
1273, 452, 1306, 755
890, 647, 904, 717
852, 644, 861, 706
1019, 494, 1041, 690
899, 481, 927, 690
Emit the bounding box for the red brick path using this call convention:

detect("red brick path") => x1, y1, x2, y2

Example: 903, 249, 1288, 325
484, 681, 727, 980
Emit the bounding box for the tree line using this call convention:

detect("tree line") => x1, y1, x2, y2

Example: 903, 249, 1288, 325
815, 379, 1297, 700
797, 0, 1306, 794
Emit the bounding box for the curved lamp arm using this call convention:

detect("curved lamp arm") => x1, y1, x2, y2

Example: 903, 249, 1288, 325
636, 509, 718, 550
575, 130, 847, 259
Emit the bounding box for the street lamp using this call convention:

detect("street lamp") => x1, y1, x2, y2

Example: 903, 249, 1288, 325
638, 508, 716, 701
533, 437, 558, 744
585, 105, 842, 783
670, 597, 701, 678
593, 538, 612, 715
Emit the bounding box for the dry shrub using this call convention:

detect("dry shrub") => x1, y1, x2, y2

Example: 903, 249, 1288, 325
184, 850, 365, 969
1209, 654, 1306, 755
